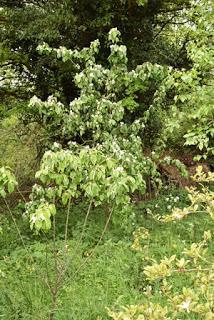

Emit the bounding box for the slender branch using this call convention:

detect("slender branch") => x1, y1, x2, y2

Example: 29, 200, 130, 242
173, 268, 212, 273
3, 198, 27, 250
77, 200, 93, 247
159, 6, 191, 14
54, 199, 94, 286
49, 214, 58, 320
64, 197, 72, 250
73, 205, 114, 278
44, 241, 53, 294
16, 185, 27, 202
153, 14, 177, 40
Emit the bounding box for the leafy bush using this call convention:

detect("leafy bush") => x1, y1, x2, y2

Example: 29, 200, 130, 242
165, 0, 214, 161
27, 28, 174, 151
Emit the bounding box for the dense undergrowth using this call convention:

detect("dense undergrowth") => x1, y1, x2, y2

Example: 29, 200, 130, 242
0, 186, 213, 319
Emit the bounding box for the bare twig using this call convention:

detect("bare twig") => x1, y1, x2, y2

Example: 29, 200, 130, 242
64, 197, 72, 249
73, 205, 114, 278
3, 198, 27, 250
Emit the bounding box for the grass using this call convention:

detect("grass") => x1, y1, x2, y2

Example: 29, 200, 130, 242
0, 187, 213, 319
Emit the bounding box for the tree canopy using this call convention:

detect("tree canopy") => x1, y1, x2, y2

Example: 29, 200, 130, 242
1, 0, 191, 103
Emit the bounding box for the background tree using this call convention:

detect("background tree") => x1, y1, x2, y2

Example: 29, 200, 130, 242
1, 0, 191, 104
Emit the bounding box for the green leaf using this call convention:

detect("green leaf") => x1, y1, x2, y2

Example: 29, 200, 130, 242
7, 181, 15, 193
62, 192, 70, 205
0, 189, 6, 198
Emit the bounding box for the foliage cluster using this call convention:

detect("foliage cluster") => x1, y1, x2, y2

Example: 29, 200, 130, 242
164, 0, 214, 161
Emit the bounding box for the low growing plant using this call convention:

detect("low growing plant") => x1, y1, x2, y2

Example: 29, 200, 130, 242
108, 167, 214, 320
